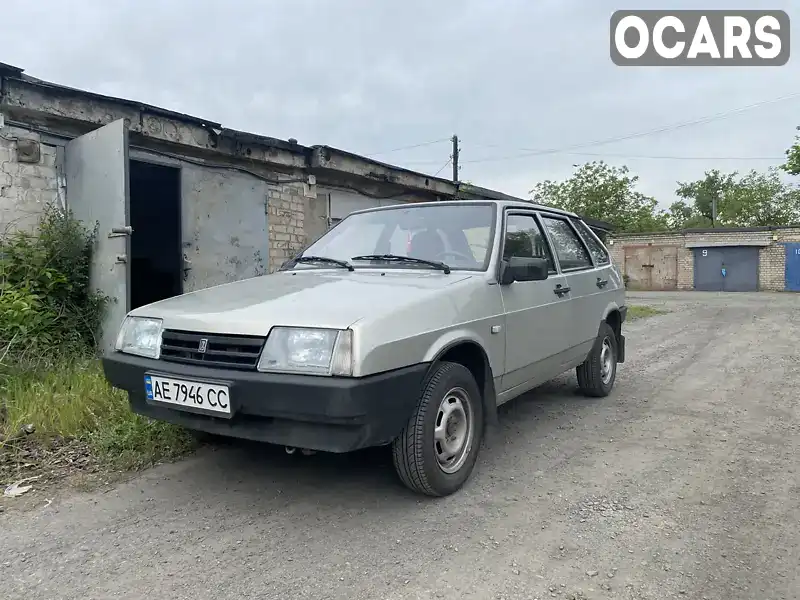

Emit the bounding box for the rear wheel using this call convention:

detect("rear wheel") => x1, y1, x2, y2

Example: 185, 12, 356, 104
392, 361, 484, 497
576, 321, 618, 397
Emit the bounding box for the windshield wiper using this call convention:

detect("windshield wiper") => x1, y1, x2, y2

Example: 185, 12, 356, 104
292, 255, 354, 271
350, 254, 451, 274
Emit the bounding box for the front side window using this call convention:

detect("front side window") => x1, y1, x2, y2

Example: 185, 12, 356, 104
540, 216, 592, 270
503, 213, 556, 272
291, 203, 496, 271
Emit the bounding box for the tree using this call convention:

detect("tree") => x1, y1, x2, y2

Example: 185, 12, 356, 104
674, 168, 800, 228
530, 162, 668, 233
781, 127, 800, 176
675, 169, 735, 225
726, 169, 800, 226
665, 200, 709, 230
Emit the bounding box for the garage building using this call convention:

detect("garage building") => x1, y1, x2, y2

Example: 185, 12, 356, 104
609, 226, 800, 292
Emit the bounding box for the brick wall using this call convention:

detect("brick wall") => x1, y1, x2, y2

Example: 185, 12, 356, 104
0, 125, 60, 234
610, 228, 800, 292
267, 184, 306, 272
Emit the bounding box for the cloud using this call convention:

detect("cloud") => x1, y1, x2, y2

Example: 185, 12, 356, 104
3, 0, 797, 207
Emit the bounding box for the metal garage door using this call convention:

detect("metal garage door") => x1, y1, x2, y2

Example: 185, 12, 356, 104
786, 243, 800, 292
623, 245, 679, 290
694, 247, 759, 292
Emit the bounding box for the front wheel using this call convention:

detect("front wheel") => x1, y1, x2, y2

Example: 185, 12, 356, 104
392, 361, 484, 497
576, 321, 618, 397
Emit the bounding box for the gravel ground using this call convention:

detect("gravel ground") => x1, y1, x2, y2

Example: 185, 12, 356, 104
2, 291, 799, 600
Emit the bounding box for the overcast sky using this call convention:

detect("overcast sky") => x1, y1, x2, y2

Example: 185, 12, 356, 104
4, 0, 798, 208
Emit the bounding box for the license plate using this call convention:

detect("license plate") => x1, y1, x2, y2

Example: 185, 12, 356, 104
144, 374, 231, 415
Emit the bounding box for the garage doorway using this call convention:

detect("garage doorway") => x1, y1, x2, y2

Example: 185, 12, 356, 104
129, 160, 183, 309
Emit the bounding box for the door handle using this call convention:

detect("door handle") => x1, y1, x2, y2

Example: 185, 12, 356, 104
596, 277, 608, 288
108, 226, 133, 238
553, 285, 571, 296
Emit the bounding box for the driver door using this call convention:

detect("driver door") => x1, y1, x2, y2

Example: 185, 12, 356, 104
499, 211, 572, 394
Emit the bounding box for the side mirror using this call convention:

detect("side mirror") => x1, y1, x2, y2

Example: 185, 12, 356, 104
500, 256, 549, 285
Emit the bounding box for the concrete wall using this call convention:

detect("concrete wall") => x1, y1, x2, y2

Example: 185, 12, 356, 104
0, 124, 62, 233
609, 228, 800, 292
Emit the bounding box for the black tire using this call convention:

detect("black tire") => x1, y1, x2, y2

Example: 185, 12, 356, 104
392, 361, 484, 497
576, 321, 618, 398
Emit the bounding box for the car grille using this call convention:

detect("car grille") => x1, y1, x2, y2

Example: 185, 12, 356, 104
159, 330, 265, 370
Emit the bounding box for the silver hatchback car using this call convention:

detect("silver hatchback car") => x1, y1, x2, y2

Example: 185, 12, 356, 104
103, 200, 627, 496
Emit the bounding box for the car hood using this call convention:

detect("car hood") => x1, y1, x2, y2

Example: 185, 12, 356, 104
130, 269, 475, 335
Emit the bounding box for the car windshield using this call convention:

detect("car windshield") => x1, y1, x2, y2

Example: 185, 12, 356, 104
293, 203, 496, 271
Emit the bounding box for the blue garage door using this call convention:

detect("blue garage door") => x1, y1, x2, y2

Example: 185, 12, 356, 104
786, 243, 800, 292
694, 247, 760, 292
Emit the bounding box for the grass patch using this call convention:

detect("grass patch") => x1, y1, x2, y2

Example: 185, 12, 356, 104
628, 304, 668, 320
1, 358, 196, 480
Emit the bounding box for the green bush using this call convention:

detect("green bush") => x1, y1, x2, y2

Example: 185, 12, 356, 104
0, 205, 107, 366
0, 207, 194, 470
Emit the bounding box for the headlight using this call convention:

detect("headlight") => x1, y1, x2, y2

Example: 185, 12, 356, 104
257, 327, 353, 376
115, 316, 163, 359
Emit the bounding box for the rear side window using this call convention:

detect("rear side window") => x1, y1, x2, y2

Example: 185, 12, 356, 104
540, 216, 592, 270
573, 219, 610, 265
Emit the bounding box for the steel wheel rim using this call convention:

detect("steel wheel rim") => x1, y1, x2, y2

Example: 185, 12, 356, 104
434, 387, 474, 474
600, 336, 615, 385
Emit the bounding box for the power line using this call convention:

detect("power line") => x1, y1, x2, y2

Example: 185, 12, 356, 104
469, 91, 800, 158
403, 151, 787, 165
433, 158, 452, 177
400, 91, 800, 166
538, 151, 785, 161
364, 137, 451, 157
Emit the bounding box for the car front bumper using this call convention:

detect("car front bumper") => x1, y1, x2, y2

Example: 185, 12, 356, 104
102, 352, 428, 453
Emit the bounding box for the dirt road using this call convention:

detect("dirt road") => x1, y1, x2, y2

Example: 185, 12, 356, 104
2, 292, 798, 600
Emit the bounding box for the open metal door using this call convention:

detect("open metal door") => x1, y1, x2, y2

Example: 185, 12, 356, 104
65, 119, 130, 355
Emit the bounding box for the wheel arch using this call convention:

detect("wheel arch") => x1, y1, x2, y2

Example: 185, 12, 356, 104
602, 302, 623, 342
601, 301, 626, 364
426, 337, 498, 426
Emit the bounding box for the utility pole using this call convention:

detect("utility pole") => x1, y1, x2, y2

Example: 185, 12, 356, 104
451, 134, 459, 182
711, 195, 717, 228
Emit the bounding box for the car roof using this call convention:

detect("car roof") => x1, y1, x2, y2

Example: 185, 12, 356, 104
347, 199, 579, 219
